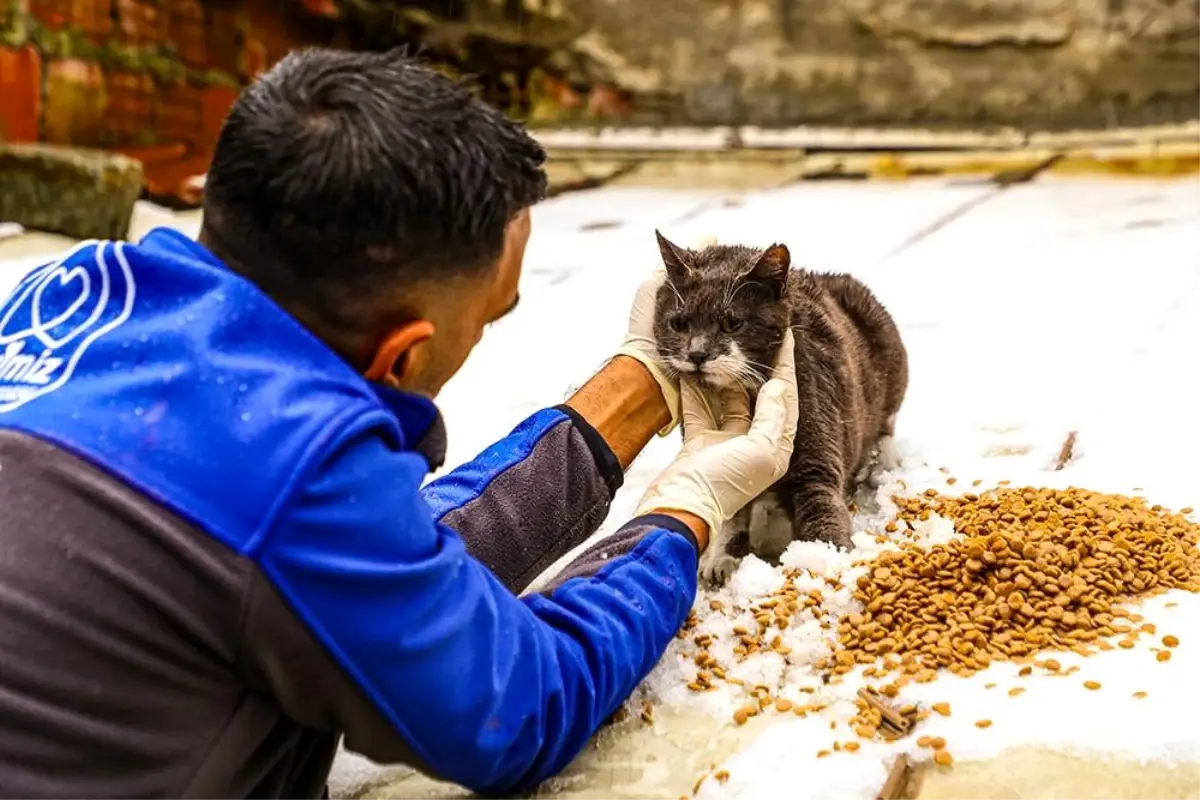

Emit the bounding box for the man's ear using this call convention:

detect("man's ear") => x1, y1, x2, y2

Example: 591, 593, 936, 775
745, 243, 790, 300
655, 229, 693, 283
363, 320, 436, 388
502, 207, 532, 265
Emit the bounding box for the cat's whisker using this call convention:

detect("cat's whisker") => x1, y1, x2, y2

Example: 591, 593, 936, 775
727, 371, 763, 393
730, 357, 763, 375
739, 357, 775, 372
735, 370, 768, 390
662, 273, 684, 305
727, 280, 755, 306
721, 281, 735, 307
718, 360, 769, 391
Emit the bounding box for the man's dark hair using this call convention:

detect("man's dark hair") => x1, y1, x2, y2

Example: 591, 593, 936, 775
200, 47, 547, 345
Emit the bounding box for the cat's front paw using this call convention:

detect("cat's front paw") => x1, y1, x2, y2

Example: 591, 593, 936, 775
820, 515, 855, 551
699, 546, 739, 587
824, 526, 854, 551
795, 502, 855, 552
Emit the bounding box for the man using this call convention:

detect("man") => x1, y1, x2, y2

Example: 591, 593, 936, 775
0, 49, 797, 797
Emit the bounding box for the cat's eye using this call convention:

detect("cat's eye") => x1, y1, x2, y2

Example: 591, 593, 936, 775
721, 313, 745, 333
668, 316, 690, 333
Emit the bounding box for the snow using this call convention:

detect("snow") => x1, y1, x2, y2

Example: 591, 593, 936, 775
802, 619, 1191, 792
667, 177, 1200, 799
3, 175, 1198, 799
654, 510, 1200, 800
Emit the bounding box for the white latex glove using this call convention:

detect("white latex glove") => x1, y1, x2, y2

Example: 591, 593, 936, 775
633, 329, 799, 539
614, 235, 718, 436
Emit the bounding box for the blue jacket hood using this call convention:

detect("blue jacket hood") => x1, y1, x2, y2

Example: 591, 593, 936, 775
0, 227, 444, 549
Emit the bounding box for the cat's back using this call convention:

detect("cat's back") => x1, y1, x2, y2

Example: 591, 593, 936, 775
785, 269, 845, 345
809, 272, 896, 338
786, 270, 889, 341
808, 270, 908, 414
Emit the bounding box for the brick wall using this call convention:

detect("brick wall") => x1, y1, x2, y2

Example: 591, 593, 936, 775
0, 0, 331, 198
29, 0, 112, 39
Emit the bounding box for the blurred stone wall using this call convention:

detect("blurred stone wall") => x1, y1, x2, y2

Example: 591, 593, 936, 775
558, 0, 1200, 130
3, 0, 1196, 160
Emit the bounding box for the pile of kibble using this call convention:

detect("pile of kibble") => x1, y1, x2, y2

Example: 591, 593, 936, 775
663, 485, 1196, 789
829, 487, 1198, 679
658, 486, 1196, 749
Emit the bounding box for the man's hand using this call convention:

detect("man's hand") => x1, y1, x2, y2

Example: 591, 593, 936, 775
614, 236, 716, 436
633, 329, 799, 544
613, 265, 679, 435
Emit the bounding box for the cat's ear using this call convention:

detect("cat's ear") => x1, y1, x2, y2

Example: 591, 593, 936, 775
655, 230, 693, 281
746, 243, 791, 299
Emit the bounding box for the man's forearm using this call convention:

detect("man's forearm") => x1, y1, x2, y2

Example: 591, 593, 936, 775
563, 355, 670, 470
424, 355, 704, 590
421, 406, 623, 594
564, 355, 708, 550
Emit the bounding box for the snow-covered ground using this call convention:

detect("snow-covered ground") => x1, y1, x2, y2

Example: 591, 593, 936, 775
437, 174, 1200, 583
3, 176, 1198, 798
358, 176, 1200, 799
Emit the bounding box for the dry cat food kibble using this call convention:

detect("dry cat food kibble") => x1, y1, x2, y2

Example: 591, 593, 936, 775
652, 486, 1195, 756
830, 487, 1199, 678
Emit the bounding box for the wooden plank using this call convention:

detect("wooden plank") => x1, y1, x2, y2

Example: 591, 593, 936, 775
1027, 121, 1200, 149
797, 149, 1060, 180
544, 147, 806, 165
533, 122, 1199, 155
798, 141, 1199, 181
738, 125, 1026, 151
534, 127, 738, 151
1048, 142, 1200, 177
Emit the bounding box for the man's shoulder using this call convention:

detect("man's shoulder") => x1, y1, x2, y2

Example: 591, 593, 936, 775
0, 229, 395, 554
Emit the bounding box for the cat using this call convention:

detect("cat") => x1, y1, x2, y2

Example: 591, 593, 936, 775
650, 230, 909, 585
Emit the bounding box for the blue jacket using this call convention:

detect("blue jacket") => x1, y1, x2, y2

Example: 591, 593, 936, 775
0, 228, 699, 797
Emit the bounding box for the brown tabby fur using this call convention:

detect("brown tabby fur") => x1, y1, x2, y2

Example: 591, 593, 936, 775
650, 231, 908, 584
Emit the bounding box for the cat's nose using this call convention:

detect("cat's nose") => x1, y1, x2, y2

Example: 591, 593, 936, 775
687, 350, 709, 367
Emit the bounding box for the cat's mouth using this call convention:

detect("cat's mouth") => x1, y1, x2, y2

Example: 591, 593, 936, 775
669, 356, 746, 390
